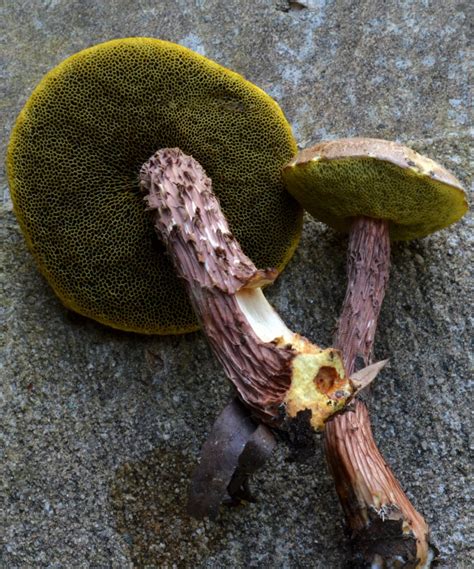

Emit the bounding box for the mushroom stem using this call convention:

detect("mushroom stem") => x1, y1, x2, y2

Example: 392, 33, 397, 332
324, 216, 432, 567
140, 148, 353, 431
333, 216, 390, 376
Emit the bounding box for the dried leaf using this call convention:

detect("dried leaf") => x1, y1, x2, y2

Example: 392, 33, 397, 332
227, 424, 276, 501
187, 398, 276, 519
350, 359, 389, 394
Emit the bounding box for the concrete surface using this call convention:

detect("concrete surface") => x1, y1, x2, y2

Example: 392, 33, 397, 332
2, 1, 472, 567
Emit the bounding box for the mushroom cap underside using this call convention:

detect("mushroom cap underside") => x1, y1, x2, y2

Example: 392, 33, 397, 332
283, 138, 467, 241
7, 37, 300, 334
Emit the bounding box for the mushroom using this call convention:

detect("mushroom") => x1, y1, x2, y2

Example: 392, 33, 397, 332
7, 36, 307, 520
282, 137, 468, 567
140, 147, 355, 433
6, 37, 302, 334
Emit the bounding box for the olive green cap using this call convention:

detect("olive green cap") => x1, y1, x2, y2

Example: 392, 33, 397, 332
7, 38, 301, 334
282, 137, 468, 241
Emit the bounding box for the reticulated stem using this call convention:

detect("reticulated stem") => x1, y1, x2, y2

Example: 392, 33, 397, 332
140, 148, 352, 430
334, 216, 390, 376
325, 216, 432, 567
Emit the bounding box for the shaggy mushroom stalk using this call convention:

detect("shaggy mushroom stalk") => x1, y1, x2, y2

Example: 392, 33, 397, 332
140, 148, 354, 433
332, 216, 390, 376
325, 217, 432, 568
282, 138, 467, 567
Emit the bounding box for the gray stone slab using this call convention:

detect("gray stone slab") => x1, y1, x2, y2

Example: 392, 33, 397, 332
2, 1, 472, 567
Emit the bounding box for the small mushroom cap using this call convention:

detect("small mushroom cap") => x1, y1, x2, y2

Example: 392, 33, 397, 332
7, 38, 301, 334
282, 137, 468, 241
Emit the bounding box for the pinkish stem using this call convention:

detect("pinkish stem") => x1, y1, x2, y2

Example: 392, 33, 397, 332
324, 216, 432, 567
333, 216, 390, 376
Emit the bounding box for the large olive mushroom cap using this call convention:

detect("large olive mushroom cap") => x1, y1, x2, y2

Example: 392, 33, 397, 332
7, 38, 301, 334
282, 137, 467, 241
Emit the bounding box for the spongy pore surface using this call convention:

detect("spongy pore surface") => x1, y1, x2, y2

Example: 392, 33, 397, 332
283, 147, 467, 241
7, 38, 300, 334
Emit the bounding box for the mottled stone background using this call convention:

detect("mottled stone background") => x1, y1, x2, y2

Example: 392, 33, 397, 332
2, 1, 472, 567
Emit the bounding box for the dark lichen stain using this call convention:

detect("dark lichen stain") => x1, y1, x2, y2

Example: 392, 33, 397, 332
110, 447, 227, 568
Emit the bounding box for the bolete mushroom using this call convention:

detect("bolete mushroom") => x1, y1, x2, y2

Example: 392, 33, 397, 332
140, 147, 355, 432
7, 37, 315, 524
7, 38, 302, 334
282, 137, 468, 567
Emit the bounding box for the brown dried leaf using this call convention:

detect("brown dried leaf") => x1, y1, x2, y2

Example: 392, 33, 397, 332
351, 359, 389, 393
187, 398, 276, 519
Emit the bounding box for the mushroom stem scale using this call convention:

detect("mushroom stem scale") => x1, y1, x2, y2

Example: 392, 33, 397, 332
140, 148, 353, 430
325, 216, 432, 567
